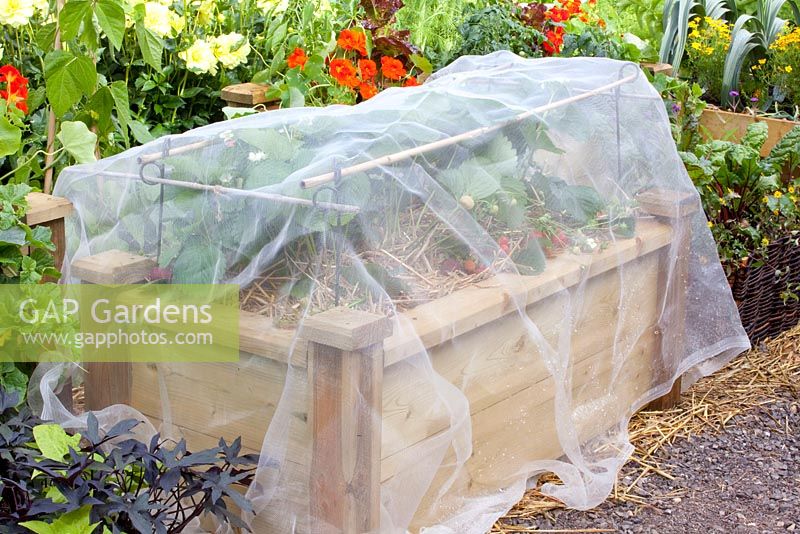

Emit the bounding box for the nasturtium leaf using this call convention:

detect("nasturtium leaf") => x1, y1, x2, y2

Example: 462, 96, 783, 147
96, 0, 126, 50
58, 121, 98, 163
0, 116, 21, 158
410, 54, 433, 75
59, 0, 92, 42
32, 423, 82, 462
44, 51, 97, 117
135, 24, 163, 70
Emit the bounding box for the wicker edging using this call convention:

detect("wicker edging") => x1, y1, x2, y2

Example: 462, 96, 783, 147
731, 234, 800, 343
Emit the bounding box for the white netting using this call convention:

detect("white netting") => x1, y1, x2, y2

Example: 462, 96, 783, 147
34, 52, 748, 533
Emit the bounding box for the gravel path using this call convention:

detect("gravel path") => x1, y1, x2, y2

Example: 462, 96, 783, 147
515, 392, 799, 533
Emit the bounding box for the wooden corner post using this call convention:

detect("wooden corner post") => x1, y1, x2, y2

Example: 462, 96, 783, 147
71, 250, 157, 410
636, 188, 700, 410
302, 307, 392, 534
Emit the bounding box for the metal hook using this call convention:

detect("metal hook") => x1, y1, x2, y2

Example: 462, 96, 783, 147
310, 162, 345, 307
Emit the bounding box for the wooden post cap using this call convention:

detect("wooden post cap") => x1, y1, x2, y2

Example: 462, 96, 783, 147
71, 250, 157, 284
641, 62, 673, 75
636, 188, 700, 219
221, 83, 277, 107
301, 307, 392, 351
24, 192, 73, 225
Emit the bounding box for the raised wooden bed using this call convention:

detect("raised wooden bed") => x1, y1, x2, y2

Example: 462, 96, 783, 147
74, 190, 693, 531
699, 107, 800, 156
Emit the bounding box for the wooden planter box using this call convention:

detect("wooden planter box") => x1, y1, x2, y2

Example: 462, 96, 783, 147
74, 190, 692, 531
699, 108, 800, 156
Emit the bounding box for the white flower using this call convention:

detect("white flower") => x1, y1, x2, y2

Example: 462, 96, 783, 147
194, 0, 214, 26
179, 39, 218, 75
256, 0, 288, 13
248, 151, 266, 162
32, 0, 47, 15
211, 32, 251, 69
0, 0, 35, 27
317, 0, 331, 11
143, 2, 173, 37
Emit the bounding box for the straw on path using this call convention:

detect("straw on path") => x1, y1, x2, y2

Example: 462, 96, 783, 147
492, 325, 800, 532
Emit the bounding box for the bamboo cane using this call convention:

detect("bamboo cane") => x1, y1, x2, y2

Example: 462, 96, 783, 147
43, 0, 65, 194
299, 72, 639, 189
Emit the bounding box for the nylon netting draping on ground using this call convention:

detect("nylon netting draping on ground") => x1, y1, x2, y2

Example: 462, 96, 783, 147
34, 52, 749, 533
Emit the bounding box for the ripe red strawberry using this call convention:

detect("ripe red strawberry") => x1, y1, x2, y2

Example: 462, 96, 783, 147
463, 258, 478, 274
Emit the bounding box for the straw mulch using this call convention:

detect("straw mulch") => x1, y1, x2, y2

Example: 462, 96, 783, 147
491, 325, 800, 533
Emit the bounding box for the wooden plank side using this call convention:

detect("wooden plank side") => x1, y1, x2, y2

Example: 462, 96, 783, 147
403, 326, 659, 531
383, 219, 671, 366
699, 108, 799, 157
128, 355, 303, 454
380, 250, 659, 462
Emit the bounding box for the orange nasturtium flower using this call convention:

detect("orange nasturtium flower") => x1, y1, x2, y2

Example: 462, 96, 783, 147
380, 56, 406, 80
0, 65, 29, 114
337, 28, 368, 56
287, 48, 308, 70
403, 76, 420, 87
359, 82, 378, 100
329, 58, 360, 88
358, 59, 377, 80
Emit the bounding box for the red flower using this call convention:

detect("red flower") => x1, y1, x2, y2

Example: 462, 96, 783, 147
329, 58, 360, 87
287, 48, 308, 70
543, 28, 565, 55
403, 76, 420, 87
358, 59, 377, 80
358, 83, 378, 100
545, 6, 570, 22
1, 90, 28, 114
337, 28, 367, 56
0, 65, 28, 93
0, 65, 29, 114
380, 56, 406, 80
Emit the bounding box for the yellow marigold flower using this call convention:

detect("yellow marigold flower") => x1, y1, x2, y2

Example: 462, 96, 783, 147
759, 58, 767, 65
762, 196, 769, 203
691, 41, 703, 51
0, 0, 35, 27
786, 65, 793, 73
707, 221, 714, 228
774, 208, 780, 215
789, 186, 795, 194
774, 190, 783, 198
762, 237, 770, 246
